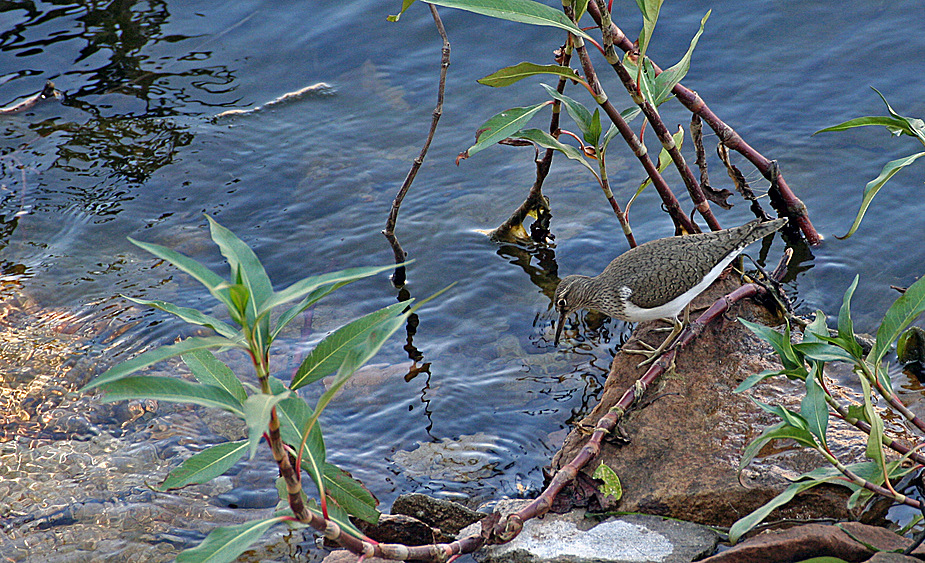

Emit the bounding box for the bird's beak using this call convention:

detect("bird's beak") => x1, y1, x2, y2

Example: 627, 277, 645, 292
554, 308, 567, 346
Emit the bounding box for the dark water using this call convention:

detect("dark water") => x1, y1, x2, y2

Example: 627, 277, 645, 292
1, 0, 924, 559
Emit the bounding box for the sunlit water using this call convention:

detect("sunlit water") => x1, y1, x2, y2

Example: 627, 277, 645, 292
0, 0, 923, 560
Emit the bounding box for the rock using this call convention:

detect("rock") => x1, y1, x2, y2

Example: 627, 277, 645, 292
865, 552, 923, 563
391, 493, 485, 535
701, 521, 925, 562
551, 275, 894, 527
461, 499, 718, 563
322, 550, 391, 563
356, 513, 437, 546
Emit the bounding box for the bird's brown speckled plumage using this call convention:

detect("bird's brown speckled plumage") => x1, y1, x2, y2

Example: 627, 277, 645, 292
553, 218, 787, 345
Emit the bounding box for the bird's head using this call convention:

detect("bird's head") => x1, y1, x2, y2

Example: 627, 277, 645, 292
553, 275, 594, 346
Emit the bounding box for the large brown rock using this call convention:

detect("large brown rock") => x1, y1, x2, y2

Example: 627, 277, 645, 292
551, 274, 887, 527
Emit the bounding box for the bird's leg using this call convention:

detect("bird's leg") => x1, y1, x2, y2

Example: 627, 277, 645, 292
622, 313, 686, 368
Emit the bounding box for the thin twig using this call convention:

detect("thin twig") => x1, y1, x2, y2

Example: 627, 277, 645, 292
382, 5, 449, 287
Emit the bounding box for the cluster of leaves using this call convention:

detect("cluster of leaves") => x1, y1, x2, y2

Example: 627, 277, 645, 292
81, 216, 422, 562
448, 0, 709, 210
815, 88, 925, 240
730, 274, 925, 543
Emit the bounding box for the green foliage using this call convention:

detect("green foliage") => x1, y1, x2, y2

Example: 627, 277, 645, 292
461, 102, 550, 159
81, 216, 419, 559
423, 0, 592, 40
592, 462, 623, 501
732, 276, 925, 543
478, 63, 585, 88
815, 89, 925, 239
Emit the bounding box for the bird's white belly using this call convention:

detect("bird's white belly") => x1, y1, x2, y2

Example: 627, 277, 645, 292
622, 251, 742, 322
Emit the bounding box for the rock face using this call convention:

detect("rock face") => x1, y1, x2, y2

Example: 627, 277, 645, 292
551, 275, 879, 527
460, 500, 718, 563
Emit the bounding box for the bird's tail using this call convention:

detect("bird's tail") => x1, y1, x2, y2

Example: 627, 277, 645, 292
738, 217, 788, 246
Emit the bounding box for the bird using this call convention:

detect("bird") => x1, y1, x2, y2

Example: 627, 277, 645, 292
553, 217, 788, 363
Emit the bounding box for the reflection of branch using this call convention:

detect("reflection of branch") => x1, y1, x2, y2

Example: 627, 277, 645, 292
586, 2, 822, 246
382, 5, 450, 287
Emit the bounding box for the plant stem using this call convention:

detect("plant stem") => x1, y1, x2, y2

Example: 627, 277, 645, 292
383, 4, 450, 286
585, 1, 822, 245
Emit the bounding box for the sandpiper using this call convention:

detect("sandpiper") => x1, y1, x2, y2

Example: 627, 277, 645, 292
553, 218, 787, 363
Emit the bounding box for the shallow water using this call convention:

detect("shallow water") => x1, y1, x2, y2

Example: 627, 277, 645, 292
0, 0, 924, 560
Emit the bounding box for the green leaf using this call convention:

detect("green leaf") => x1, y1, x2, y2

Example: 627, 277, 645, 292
305, 315, 409, 434
540, 84, 595, 143
871, 275, 925, 364
261, 264, 399, 329
802, 311, 828, 344
738, 421, 819, 477
176, 516, 289, 563
636, 0, 665, 58
291, 300, 412, 390
649, 10, 710, 106
271, 382, 320, 449
423, 0, 593, 40
512, 128, 599, 179
837, 151, 925, 239
206, 215, 274, 315
815, 115, 913, 136
872, 87, 925, 143
793, 342, 857, 363
461, 102, 550, 159
592, 462, 623, 500
96, 376, 245, 417
734, 369, 786, 393
478, 62, 583, 88
182, 349, 247, 403
739, 318, 805, 373
837, 276, 864, 358
801, 364, 829, 448
157, 440, 247, 491
387, 0, 417, 21
323, 463, 380, 524
729, 467, 845, 544
128, 237, 233, 311
600, 123, 621, 153
244, 391, 291, 459
82, 335, 244, 391
124, 296, 239, 338
751, 399, 811, 432
858, 375, 885, 469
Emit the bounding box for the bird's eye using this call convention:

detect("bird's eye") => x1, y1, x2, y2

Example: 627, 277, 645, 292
556, 298, 567, 308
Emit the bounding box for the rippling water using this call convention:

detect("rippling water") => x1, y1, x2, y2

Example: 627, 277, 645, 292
1, 0, 923, 560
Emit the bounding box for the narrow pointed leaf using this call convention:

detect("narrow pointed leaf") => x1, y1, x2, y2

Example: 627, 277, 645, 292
872, 87, 925, 142
176, 516, 289, 563
387, 0, 417, 21
837, 277, 864, 358
244, 391, 291, 459
82, 335, 243, 391
540, 83, 593, 138
271, 282, 346, 340
729, 468, 845, 544
801, 364, 829, 447
206, 215, 273, 314
837, 151, 925, 239
802, 311, 828, 344
636, 126, 684, 193
751, 398, 811, 432
513, 128, 599, 178
305, 315, 408, 435
292, 300, 412, 390
96, 376, 244, 416
424, 0, 592, 39
124, 296, 239, 338
734, 369, 786, 393
460, 102, 549, 160
872, 274, 925, 364
128, 237, 233, 310
739, 318, 805, 373
815, 115, 912, 136
259, 264, 399, 320
636, 0, 664, 57
158, 440, 247, 491
323, 463, 380, 524
650, 10, 710, 106
182, 349, 247, 403
738, 422, 819, 477
478, 63, 583, 88
793, 342, 857, 363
